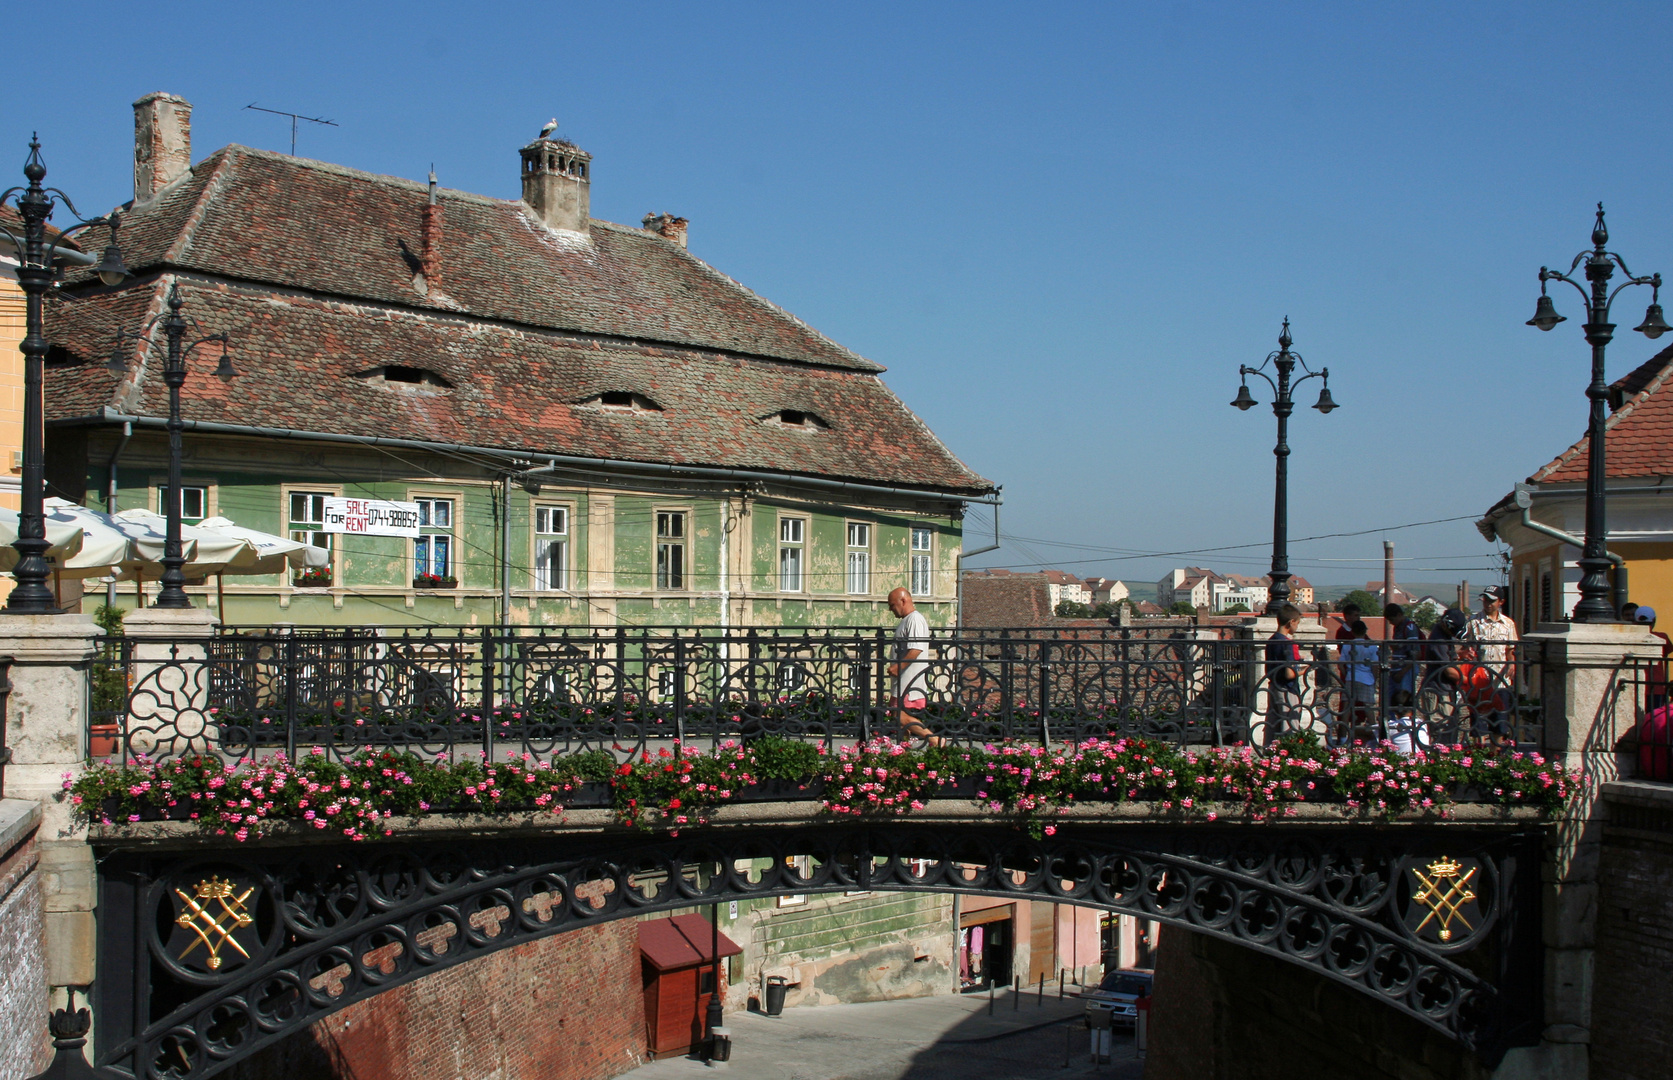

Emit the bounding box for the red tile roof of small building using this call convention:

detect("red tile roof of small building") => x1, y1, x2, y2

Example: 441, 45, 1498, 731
1530, 345, 1673, 484
44, 144, 991, 496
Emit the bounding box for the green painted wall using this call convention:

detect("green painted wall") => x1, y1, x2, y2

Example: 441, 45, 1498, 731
73, 431, 966, 629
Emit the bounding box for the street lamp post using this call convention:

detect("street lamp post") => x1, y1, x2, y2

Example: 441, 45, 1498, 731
1231, 319, 1337, 615
0, 137, 129, 613
109, 285, 236, 609
1526, 204, 1668, 623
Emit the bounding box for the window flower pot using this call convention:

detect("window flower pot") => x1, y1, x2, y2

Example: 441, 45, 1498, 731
412, 577, 457, 589
293, 570, 333, 588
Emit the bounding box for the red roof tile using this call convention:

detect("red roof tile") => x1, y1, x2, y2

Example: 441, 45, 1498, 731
44, 145, 990, 495
1532, 344, 1673, 484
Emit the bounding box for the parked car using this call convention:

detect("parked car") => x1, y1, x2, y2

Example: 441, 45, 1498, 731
1082, 969, 1153, 1028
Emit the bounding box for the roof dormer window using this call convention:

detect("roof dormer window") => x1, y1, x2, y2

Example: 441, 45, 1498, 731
584, 391, 663, 412
352, 365, 453, 390
765, 409, 829, 430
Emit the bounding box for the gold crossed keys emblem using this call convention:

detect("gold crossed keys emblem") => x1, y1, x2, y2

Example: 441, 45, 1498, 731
1410, 857, 1477, 942
175, 876, 255, 970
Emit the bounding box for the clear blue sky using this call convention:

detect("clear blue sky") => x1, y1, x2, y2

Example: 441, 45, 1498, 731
14, 1, 1673, 590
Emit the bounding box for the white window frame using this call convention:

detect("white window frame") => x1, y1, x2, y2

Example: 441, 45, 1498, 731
533, 504, 570, 591
656, 510, 687, 591
910, 527, 934, 597
285, 487, 339, 587
845, 521, 871, 595
154, 479, 214, 524
778, 515, 805, 593
412, 495, 456, 584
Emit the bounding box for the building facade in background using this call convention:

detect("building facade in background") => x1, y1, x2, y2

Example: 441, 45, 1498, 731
44, 94, 993, 628
1479, 345, 1673, 628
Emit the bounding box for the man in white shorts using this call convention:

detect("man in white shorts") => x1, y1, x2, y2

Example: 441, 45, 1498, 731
887, 587, 943, 746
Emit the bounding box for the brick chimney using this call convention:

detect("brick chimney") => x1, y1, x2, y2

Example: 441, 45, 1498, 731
133, 92, 192, 202
642, 213, 688, 248
421, 170, 443, 289
520, 136, 590, 234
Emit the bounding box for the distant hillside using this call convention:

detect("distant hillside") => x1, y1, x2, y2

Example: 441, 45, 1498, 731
1312, 582, 1470, 604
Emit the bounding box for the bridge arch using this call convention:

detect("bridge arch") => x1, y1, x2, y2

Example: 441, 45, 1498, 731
93, 820, 1541, 1080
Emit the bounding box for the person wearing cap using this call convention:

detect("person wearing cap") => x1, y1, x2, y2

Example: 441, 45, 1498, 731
1466, 586, 1519, 744
1635, 606, 1670, 711
1634, 606, 1673, 778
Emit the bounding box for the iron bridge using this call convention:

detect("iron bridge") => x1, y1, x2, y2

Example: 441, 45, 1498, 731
91, 816, 1543, 1079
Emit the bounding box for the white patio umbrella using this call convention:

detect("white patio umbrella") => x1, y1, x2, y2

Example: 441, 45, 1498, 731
190, 516, 332, 612
109, 509, 262, 579
0, 506, 87, 573
41, 498, 160, 578
193, 517, 330, 575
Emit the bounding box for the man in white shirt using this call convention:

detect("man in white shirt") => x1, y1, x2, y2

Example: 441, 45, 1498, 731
1466, 586, 1519, 744
888, 587, 943, 746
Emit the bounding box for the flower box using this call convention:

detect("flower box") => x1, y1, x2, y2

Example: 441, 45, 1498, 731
565, 781, 613, 808
98, 797, 193, 823
937, 776, 982, 799
734, 778, 825, 803
293, 569, 333, 588
412, 576, 457, 590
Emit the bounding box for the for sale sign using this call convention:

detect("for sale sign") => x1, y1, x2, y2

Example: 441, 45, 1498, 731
321, 497, 421, 537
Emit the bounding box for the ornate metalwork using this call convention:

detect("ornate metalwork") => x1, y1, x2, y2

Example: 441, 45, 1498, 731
93, 823, 1541, 1078
1408, 857, 1480, 944
89, 627, 1552, 764
173, 877, 256, 971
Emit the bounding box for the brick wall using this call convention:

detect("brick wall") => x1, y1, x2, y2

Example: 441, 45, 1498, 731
1143, 925, 1489, 1080
0, 810, 45, 1080
1592, 797, 1673, 1080
227, 920, 645, 1080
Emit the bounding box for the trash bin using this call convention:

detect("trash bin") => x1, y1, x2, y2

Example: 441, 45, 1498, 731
764, 976, 789, 1017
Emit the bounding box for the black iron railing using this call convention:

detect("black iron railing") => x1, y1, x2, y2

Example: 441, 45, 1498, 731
85, 625, 1566, 764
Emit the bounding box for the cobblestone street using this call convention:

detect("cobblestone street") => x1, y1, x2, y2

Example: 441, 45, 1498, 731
623, 989, 1145, 1080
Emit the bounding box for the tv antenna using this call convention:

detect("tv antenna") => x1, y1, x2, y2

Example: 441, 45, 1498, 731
244, 103, 338, 157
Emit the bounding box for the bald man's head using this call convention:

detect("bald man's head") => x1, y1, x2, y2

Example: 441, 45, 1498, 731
888, 588, 914, 617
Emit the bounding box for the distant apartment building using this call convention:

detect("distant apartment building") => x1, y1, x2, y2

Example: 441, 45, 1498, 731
1040, 569, 1092, 609
1084, 577, 1130, 605
1157, 567, 1220, 609
1212, 573, 1270, 612
1287, 576, 1315, 606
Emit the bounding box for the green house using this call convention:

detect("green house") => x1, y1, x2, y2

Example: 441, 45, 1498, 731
45, 101, 994, 629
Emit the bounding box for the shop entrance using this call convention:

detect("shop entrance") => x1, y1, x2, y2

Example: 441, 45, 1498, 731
958, 906, 1013, 992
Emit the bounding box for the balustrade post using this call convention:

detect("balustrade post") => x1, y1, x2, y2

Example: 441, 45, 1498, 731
480, 626, 495, 760
746, 629, 760, 709
1000, 630, 1015, 739
673, 632, 686, 745
282, 633, 298, 761
856, 639, 871, 748
1038, 640, 1053, 744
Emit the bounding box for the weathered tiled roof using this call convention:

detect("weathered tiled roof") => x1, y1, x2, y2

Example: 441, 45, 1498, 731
1530, 344, 1673, 485
45, 145, 990, 496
